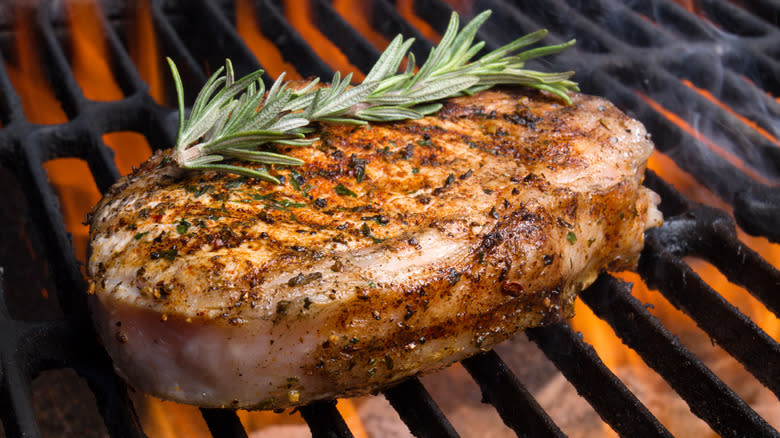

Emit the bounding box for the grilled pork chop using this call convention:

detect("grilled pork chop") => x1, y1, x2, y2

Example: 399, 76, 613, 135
88, 87, 661, 409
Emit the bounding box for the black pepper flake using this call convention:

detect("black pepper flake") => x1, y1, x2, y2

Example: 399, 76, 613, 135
407, 237, 419, 247
443, 173, 455, 187
543, 254, 555, 265
349, 154, 368, 183
459, 169, 473, 180
488, 206, 498, 219
447, 268, 461, 285
483, 188, 494, 195
314, 198, 327, 208
400, 143, 414, 159
417, 196, 431, 205
361, 214, 389, 225
287, 272, 323, 287
512, 187, 519, 195
556, 217, 573, 229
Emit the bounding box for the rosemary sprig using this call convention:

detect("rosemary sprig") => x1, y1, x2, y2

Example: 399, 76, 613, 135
167, 10, 577, 182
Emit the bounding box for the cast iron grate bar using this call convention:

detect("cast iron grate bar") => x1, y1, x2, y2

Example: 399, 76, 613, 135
640, 208, 780, 398
526, 322, 674, 438
461, 350, 566, 438
580, 274, 778, 437
298, 400, 355, 438
253, 0, 334, 79
201, 408, 249, 438
313, 0, 381, 74
383, 377, 460, 438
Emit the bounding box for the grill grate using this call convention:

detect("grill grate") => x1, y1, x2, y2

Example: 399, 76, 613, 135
0, 0, 778, 437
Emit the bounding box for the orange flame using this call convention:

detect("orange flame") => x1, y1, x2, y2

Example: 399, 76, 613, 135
129, 0, 164, 104
235, 0, 302, 80
333, 0, 389, 50
396, 0, 441, 43
283, 0, 365, 81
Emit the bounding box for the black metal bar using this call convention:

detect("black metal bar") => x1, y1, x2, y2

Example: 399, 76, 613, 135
298, 401, 355, 438
193, 0, 264, 80
383, 377, 460, 438
201, 408, 249, 438
313, 0, 381, 75
255, 0, 334, 79
372, 0, 435, 56
461, 350, 565, 438
640, 210, 780, 398
0, 275, 42, 438
580, 274, 778, 437
527, 323, 674, 438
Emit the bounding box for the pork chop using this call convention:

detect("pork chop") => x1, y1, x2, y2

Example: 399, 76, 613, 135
87, 87, 662, 409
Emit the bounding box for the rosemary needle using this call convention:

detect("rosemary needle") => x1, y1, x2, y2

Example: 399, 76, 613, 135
167, 10, 577, 182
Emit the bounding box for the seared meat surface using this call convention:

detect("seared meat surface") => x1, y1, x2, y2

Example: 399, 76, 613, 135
88, 87, 661, 409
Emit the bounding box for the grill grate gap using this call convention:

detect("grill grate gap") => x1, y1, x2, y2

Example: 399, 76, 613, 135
579, 274, 776, 437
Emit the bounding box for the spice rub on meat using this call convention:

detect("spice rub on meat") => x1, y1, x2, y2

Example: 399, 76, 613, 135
87, 87, 662, 409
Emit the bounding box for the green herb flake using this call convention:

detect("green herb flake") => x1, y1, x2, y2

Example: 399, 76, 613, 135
185, 184, 214, 197
412, 167, 420, 175
417, 139, 434, 147
566, 231, 577, 245
349, 337, 360, 344
157, 155, 171, 169
176, 219, 191, 234
151, 248, 178, 261
290, 170, 302, 191
334, 183, 357, 197
224, 177, 246, 189
134, 231, 149, 240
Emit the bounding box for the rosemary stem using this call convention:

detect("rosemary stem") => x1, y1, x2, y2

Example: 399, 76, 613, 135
175, 144, 204, 166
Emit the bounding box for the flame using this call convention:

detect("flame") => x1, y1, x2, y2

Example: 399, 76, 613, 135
283, 0, 364, 81
128, 0, 164, 104
235, 0, 302, 80
396, 0, 441, 43
333, 0, 389, 50
5, 5, 68, 125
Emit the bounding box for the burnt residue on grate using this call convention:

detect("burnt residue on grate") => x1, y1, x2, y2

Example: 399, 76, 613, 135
0, 0, 778, 437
